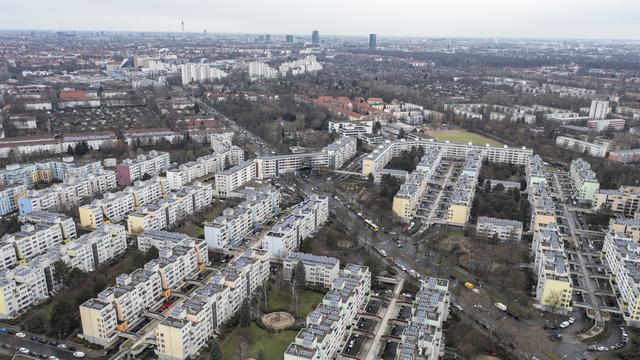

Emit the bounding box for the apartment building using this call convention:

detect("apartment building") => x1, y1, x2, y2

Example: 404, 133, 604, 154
0, 184, 28, 216
609, 149, 640, 164
116, 150, 170, 186
155, 249, 269, 360
205, 186, 280, 249
609, 218, 640, 243
393, 146, 442, 220
531, 223, 573, 314
127, 182, 212, 234
166, 148, 244, 190
0, 211, 76, 265
603, 232, 640, 327
18, 170, 117, 214
529, 183, 557, 232
0, 251, 63, 319
556, 136, 608, 157
80, 233, 207, 346
397, 278, 450, 359
526, 155, 547, 190
180, 63, 227, 85
79, 177, 166, 229
283, 252, 340, 288
60, 225, 127, 273
569, 159, 600, 202
254, 137, 357, 179
137, 231, 208, 270
214, 160, 256, 196
476, 216, 523, 241
262, 195, 329, 260
446, 151, 482, 227
362, 138, 531, 180
594, 186, 640, 217
285, 264, 371, 360
155, 299, 214, 360
0, 224, 126, 320
0, 163, 38, 187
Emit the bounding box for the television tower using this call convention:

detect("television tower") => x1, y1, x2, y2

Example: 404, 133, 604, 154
181, 19, 184, 32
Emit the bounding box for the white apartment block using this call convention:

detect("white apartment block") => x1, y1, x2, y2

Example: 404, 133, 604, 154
153, 249, 269, 360
60, 225, 127, 273
397, 278, 450, 359
556, 136, 608, 158
205, 186, 281, 249
214, 160, 256, 196
0, 184, 28, 216
589, 100, 609, 120
180, 63, 227, 85
166, 148, 243, 190
18, 170, 117, 214
262, 195, 329, 260
569, 158, 600, 202
283, 252, 340, 288
526, 154, 547, 190
80, 234, 207, 346
255, 137, 357, 179
79, 191, 136, 229
136, 231, 208, 270
116, 150, 171, 186
285, 264, 371, 360
0, 211, 77, 267
602, 232, 640, 327
476, 216, 523, 242
362, 139, 532, 181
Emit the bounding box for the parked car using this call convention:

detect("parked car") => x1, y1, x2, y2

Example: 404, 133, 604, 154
568, 317, 575, 324
559, 321, 570, 328
15, 332, 26, 338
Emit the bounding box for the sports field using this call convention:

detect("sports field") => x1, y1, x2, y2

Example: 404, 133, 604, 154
423, 128, 503, 146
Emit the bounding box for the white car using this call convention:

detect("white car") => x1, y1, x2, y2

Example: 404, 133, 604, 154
15, 332, 26, 338
559, 321, 570, 328
18, 348, 29, 354
453, 303, 463, 311
57, 344, 68, 349
73, 351, 86, 358
568, 317, 576, 324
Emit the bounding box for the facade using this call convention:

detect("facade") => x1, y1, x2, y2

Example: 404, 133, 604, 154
589, 100, 609, 119
116, 151, 170, 186
608, 218, 640, 243
594, 186, 640, 217
262, 195, 329, 260
476, 216, 523, 242
214, 160, 256, 196
609, 149, 640, 164
531, 223, 573, 314
255, 137, 357, 179
282, 252, 340, 288
18, 170, 117, 214
285, 264, 370, 360
602, 232, 640, 327
80, 234, 208, 346
569, 158, 600, 202
555, 136, 608, 157
369, 33, 377, 50
446, 151, 482, 227
205, 186, 280, 248
180, 63, 227, 85
587, 118, 625, 131
166, 148, 243, 190
0, 184, 28, 216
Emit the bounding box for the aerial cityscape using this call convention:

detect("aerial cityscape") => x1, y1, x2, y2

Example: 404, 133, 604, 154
0, 2, 640, 360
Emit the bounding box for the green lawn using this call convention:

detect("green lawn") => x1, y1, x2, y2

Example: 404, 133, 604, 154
424, 129, 503, 146
220, 323, 298, 360
267, 288, 325, 318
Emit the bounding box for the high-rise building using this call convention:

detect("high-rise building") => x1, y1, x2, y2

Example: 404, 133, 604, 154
311, 30, 320, 45
265, 34, 271, 42
286, 34, 293, 43
369, 33, 377, 50
589, 100, 609, 120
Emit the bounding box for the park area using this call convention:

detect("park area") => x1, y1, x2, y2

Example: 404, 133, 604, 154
422, 128, 503, 146
218, 286, 325, 360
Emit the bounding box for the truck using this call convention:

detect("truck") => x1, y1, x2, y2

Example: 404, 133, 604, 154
495, 302, 507, 312
463, 282, 474, 289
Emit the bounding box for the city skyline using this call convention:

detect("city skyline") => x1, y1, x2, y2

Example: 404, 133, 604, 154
3, 0, 640, 40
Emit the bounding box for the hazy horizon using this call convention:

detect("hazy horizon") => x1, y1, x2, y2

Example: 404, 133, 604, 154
3, 0, 640, 40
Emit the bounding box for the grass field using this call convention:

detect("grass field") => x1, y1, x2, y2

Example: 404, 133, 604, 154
220, 323, 298, 360
423, 128, 503, 146
267, 288, 325, 318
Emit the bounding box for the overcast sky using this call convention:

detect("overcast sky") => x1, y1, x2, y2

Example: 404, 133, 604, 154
3, 0, 640, 39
